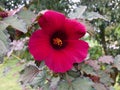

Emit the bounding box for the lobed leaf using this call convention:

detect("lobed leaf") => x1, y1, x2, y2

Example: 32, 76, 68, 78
49, 77, 60, 90
72, 77, 94, 90
80, 64, 97, 76
42, 83, 50, 90
0, 30, 10, 63
67, 70, 81, 78
57, 80, 70, 90
28, 62, 52, 89
114, 55, 120, 71
98, 55, 114, 64
93, 83, 107, 90
2, 15, 27, 33
19, 62, 39, 86
0, 40, 7, 63
98, 70, 114, 86
68, 6, 87, 19
0, 30, 10, 47
83, 12, 108, 21
85, 60, 100, 71
0, 21, 8, 30
68, 6, 108, 22
30, 68, 50, 89
17, 9, 36, 27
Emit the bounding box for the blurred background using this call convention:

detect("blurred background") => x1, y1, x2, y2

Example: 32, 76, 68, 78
0, 0, 120, 90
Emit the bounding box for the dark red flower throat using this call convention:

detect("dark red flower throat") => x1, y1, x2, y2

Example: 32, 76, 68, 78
50, 31, 67, 50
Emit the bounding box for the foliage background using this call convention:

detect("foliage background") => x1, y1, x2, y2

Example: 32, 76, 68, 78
0, 0, 120, 90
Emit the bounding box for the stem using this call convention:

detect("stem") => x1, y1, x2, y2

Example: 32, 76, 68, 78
65, 73, 74, 90
37, 0, 40, 8
99, 24, 108, 55
11, 54, 22, 61
65, 73, 71, 84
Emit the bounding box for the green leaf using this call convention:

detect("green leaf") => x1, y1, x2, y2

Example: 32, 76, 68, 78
30, 72, 46, 88
0, 21, 8, 30
0, 30, 10, 47
0, 30, 10, 63
83, 12, 108, 21
42, 83, 50, 90
19, 62, 39, 86
114, 55, 120, 71
68, 6, 87, 19
30, 69, 49, 88
57, 80, 69, 90
67, 70, 81, 78
2, 15, 27, 33
109, 86, 115, 90
0, 40, 7, 55
29, 64, 52, 89
80, 64, 97, 76
0, 40, 7, 63
50, 77, 60, 89
98, 70, 114, 86
93, 83, 107, 90
72, 77, 94, 90
17, 9, 36, 27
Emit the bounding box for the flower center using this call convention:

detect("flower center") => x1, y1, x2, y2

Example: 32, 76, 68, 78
53, 38, 63, 46
50, 31, 67, 50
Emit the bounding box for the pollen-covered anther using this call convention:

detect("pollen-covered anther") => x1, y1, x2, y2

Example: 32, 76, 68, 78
53, 38, 63, 46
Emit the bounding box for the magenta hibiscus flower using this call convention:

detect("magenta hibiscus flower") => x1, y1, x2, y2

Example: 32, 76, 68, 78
28, 10, 89, 73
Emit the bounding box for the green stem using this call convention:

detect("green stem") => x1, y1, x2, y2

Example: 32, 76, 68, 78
11, 54, 22, 61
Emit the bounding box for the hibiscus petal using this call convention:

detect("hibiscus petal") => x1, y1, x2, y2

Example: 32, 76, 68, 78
45, 50, 74, 73
45, 39, 89, 73
28, 30, 51, 61
64, 18, 86, 39
65, 40, 89, 63
38, 10, 65, 32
